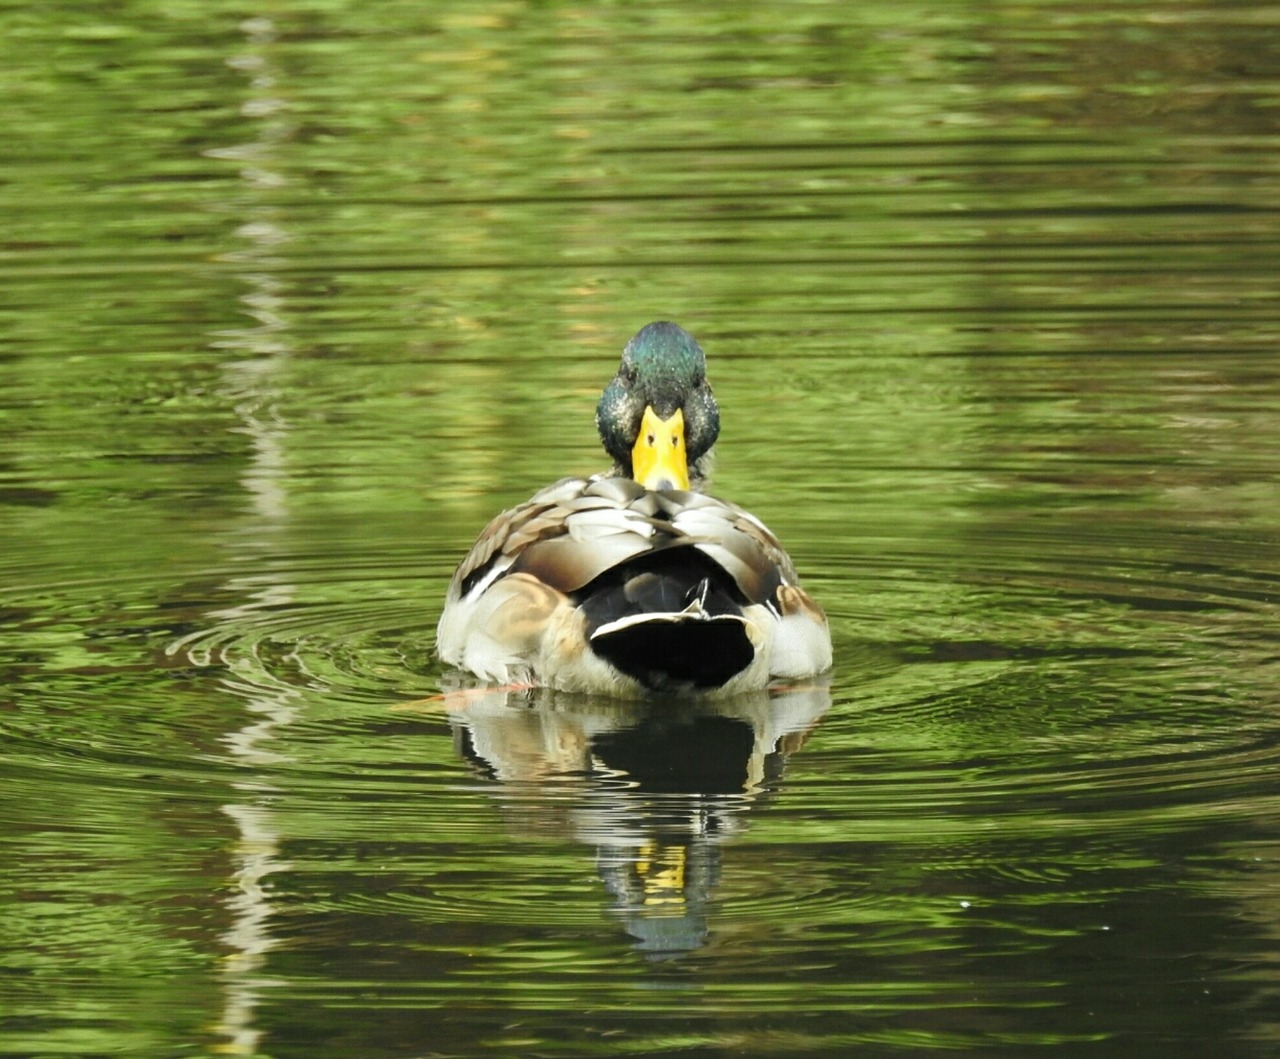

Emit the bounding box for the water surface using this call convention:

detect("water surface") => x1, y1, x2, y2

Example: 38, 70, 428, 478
2, 3, 1279, 1057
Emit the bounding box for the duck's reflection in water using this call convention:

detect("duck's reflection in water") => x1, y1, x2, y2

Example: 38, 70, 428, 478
442, 681, 831, 957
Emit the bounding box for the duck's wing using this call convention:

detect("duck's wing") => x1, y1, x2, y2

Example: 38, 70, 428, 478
662, 491, 796, 605
661, 491, 830, 678
451, 476, 665, 600
437, 477, 662, 684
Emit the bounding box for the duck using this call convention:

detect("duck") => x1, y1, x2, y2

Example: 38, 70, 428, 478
436, 321, 832, 696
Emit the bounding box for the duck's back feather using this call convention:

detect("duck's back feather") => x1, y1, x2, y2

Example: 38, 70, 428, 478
438, 475, 829, 693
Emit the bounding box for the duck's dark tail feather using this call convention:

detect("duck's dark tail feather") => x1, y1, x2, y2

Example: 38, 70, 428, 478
581, 561, 754, 690
590, 612, 754, 690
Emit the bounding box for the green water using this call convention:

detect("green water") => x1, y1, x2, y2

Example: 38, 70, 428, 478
3, 3, 1279, 1057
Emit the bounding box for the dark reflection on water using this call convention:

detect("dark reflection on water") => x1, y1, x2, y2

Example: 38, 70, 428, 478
440, 684, 831, 958
2, 0, 1280, 1057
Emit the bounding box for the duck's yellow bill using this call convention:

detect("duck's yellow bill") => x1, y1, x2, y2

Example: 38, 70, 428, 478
631, 406, 689, 491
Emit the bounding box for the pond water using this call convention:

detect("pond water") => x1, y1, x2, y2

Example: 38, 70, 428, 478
3, 2, 1279, 1057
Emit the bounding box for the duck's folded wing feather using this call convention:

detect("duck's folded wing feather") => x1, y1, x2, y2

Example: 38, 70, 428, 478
452, 478, 594, 596
512, 534, 656, 594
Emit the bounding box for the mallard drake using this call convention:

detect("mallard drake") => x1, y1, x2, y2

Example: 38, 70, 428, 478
436, 321, 832, 696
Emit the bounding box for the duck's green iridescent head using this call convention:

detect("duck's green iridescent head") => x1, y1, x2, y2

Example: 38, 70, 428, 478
596, 322, 720, 490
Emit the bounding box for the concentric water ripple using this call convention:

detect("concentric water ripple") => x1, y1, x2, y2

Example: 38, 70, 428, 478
166, 550, 441, 698
120, 514, 1278, 841
114, 513, 1273, 997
